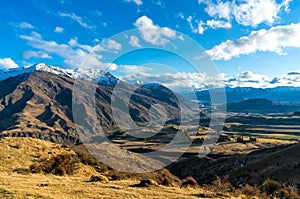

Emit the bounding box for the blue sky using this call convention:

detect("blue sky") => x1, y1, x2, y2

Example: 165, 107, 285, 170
1, 0, 300, 89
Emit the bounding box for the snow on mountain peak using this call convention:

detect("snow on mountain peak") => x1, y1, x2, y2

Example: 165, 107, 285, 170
0, 63, 118, 86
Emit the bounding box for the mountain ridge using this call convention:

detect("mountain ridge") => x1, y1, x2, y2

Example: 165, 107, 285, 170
0, 63, 118, 87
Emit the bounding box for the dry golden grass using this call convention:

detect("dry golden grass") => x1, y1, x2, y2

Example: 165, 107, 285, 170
0, 172, 234, 199
0, 137, 279, 198
0, 137, 97, 176
0, 137, 237, 199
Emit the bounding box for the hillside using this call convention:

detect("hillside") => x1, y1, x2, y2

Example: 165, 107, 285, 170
0, 137, 265, 199
169, 143, 300, 186
0, 68, 188, 145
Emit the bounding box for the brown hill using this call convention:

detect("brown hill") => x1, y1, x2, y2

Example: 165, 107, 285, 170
0, 71, 193, 145
168, 143, 300, 186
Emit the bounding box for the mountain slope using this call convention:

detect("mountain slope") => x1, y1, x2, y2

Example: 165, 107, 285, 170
168, 143, 300, 186
0, 70, 188, 145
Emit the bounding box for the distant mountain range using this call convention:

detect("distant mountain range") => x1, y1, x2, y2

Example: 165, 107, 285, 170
196, 86, 300, 104
225, 98, 300, 113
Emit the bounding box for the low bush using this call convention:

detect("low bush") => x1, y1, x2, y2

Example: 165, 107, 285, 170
262, 179, 281, 197
30, 154, 79, 176
89, 175, 108, 183
72, 145, 108, 173
181, 176, 198, 188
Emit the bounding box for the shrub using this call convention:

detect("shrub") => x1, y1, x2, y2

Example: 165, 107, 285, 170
279, 185, 300, 199
30, 154, 79, 175
13, 168, 30, 175
262, 179, 281, 197
72, 145, 108, 173
181, 176, 198, 188
108, 168, 181, 186
29, 162, 43, 173
211, 176, 235, 192
132, 179, 158, 187
89, 175, 108, 183
240, 184, 261, 197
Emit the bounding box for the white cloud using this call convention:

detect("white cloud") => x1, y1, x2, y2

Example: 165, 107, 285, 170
129, 35, 141, 47
206, 19, 231, 29
134, 16, 177, 46
126, 0, 142, 6
20, 32, 98, 67
118, 65, 225, 91
199, 0, 292, 27
200, 0, 231, 21
68, 38, 78, 46
225, 70, 300, 88
54, 27, 64, 33
197, 21, 206, 35
0, 58, 19, 69
119, 65, 300, 90
226, 71, 270, 88
205, 22, 300, 60
104, 39, 122, 51
19, 22, 34, 29
22, 50, 52, 59
19, 32, 121, 70
122, 69, 300, 89
186, 16, 205, 34
184, 15, 230, 34
106, 63, 118, 71
58, 12, 93, 29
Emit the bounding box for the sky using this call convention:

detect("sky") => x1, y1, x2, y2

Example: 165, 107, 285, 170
0, 0, 300, 90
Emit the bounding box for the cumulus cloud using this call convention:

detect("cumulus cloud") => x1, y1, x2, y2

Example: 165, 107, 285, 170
118, 65, 226, 91
0, 58, 19, 69
269, 71, 300, 87
205, 22, 300, 60
126, 0, 142, 6
103, 39, 122, 51
20, 32, 105, 68
117, 64, 300, 90
19, 32, 122, 70
134, 16, 177, 45
54, 27, 64, 33
183, 15, 230, 34
199, 0, 292, 27
199, 0, 231, 20
186, 16, 206, 34
206, 19, 232, 29
19, 22, 34, 29
22, 50, 52, 59
226, 71, 270, 88
226, 70, 300, 88
58, 12, 93, 29
129, 35, 141, 47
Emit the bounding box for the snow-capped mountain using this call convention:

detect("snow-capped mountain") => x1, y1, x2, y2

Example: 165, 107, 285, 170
0, 63, 118, 86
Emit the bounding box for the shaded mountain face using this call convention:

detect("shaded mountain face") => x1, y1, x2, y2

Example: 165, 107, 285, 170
196, 86, 300, 104
0, 70, 186, 144
225, 98, 300, 113
168, 143, 300, 186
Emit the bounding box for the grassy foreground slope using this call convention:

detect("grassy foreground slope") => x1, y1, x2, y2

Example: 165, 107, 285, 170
0, 137, 237, 199
1, 137, 299, 198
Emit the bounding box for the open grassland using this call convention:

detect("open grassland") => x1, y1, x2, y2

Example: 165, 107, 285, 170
0, 137, 299, 198
0, 137, 251, 199
0, 172, 235, 199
